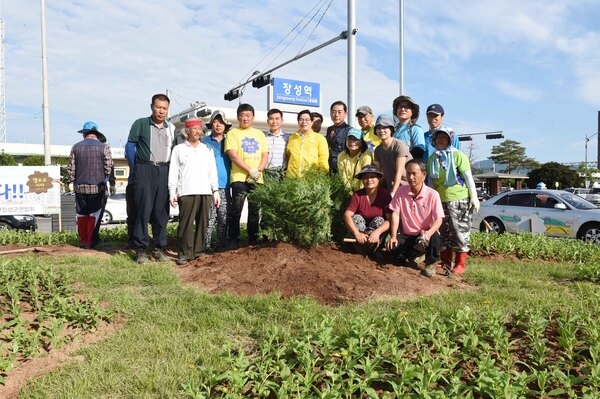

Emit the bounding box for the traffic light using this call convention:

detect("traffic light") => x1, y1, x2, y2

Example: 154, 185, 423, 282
196, 108, 212, 118
224, 89, 240, 101
486, 133, 504, 139
458, 136, 472, 141
252, 74, 271, 89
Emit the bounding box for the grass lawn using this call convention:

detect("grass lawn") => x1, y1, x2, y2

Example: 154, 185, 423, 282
3, 228, 600, 398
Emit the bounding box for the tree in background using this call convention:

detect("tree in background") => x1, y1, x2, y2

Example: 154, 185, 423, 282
488, 139, 538, 173
22, 155, 45, 166
577, 162, 599, 188
0, 153, 17, 165
527, 162, 582, 189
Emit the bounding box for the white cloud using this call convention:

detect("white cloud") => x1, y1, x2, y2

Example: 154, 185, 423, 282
2, 0, 600, 164
492, 80, 542, 102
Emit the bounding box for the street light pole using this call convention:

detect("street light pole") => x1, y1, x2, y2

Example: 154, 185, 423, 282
584, 131, 599, 188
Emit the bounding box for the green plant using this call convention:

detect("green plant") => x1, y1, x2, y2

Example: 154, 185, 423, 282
250, 169, 338, 246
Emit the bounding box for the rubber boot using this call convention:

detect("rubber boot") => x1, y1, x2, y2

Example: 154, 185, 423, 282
438, 248, 453, 269
86, 215, 97, 248
453, 252, 468, 275
77, 216, 90, 248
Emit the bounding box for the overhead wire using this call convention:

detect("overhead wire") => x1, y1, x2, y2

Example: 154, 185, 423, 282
240, 0, 332, 83
297, 0, 334, 55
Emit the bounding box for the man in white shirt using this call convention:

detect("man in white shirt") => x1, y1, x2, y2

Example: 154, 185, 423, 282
264, 108, 288, 181
168, 118, 220, 265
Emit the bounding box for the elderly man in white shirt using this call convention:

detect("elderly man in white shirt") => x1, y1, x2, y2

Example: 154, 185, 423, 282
168, 118, 220, 265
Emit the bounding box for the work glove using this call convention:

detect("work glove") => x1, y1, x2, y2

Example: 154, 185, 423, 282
413, 231, 429, 253
249, 168, 262, 181
470, 196, 481, 213
68, 183, 74, 192
110, 185, 116, 196
212, 191, 221, 208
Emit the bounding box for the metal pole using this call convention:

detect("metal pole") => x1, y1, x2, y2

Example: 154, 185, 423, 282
225, 32, 349, 96
585, 136, 589, 188
41, 0, 51, 165
347, 0, 356, 127
399, 0, 404, 95
597, 111, 600, 170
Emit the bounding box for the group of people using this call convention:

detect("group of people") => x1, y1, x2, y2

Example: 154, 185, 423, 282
340, 96, 479, 277
68, 93, 480, 276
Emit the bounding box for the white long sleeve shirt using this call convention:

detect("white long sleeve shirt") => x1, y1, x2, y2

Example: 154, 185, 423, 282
168, 141, 219, 197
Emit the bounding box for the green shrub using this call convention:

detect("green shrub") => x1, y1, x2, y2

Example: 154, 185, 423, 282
250, 170, 348, 247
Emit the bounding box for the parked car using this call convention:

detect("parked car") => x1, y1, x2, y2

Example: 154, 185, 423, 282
477, 190, 491, 201
473, 189, 600, 243
0, 214, 37, 231
564, 187, 600, 206
102, 193, 179, 224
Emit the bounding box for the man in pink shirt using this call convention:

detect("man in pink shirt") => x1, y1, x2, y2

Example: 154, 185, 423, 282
386, 159, 444, 277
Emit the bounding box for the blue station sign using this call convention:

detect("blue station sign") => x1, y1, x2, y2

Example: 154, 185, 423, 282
272, 78, 320, 107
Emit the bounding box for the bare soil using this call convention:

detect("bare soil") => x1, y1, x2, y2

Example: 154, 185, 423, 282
0, 241, 470, 397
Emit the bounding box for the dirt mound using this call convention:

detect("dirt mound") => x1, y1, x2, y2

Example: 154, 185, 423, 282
175, 242, 466, 305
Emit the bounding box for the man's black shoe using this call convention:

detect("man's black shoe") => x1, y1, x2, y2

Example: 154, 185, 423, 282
135, 249, 149, 264
152, 248, 170, 262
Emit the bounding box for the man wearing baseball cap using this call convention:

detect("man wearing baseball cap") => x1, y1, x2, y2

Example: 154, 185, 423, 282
423, 103, 461, 163
67, 121, 114, 249
355, 105, 381, 153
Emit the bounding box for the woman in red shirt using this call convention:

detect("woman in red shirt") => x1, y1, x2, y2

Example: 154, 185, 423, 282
343, 165, 391, 255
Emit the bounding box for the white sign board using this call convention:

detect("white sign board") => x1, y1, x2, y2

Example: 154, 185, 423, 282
0, 166, 62, 215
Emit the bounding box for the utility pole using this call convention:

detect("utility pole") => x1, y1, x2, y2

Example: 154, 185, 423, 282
0, 19, 6, 143
597, 110, 600, 169
41, 0, 51, 165
398, 0, 404, 95
347, 0, 356, 127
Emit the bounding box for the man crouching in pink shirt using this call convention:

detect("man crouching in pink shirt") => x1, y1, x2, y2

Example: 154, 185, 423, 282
386, 159, 444, 277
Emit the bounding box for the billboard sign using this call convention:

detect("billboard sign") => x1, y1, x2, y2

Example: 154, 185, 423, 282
0, 166, 61, 215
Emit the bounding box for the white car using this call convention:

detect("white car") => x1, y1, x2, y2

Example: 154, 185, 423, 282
473, 189, 600, 243
563, 187, 600, 206
102, 193, 179, 224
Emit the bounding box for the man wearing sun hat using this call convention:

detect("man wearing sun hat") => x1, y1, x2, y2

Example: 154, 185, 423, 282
67, 121, 114, 249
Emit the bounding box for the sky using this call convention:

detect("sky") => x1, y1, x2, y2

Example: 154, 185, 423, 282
3, 0, 600, 165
